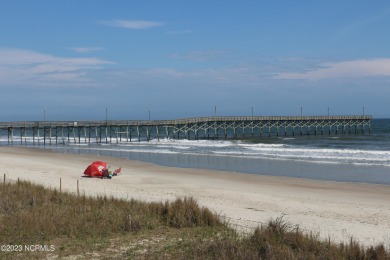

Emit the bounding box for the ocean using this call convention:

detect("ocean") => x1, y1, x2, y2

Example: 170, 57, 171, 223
2, 119, 390, 185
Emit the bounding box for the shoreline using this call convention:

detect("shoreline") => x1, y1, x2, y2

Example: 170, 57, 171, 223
1, 146, 389, 248
52, 144, 390, 185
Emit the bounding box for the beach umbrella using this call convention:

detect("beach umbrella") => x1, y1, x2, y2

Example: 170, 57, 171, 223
84, 161, 107, 177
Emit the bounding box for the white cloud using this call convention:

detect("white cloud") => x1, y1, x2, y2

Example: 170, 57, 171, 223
68, 47, 103, 53
171, 50, 227, 62
99, 20, 163, 29
0, 48, 113, 87
332, 9, 390, 44
109, 65, 268, 87
273, 58, 390, 80
165, 30, 192, 34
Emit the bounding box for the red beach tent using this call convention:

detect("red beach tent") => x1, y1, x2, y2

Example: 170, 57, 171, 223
84, 161, 107, 177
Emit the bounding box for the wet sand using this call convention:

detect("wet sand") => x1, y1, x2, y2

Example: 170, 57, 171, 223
1, 146, 389, 247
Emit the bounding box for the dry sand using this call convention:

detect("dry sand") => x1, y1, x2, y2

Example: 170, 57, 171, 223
1, 146, 389, 248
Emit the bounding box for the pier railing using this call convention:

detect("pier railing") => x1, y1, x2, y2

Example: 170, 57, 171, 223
0, 115, 372, 128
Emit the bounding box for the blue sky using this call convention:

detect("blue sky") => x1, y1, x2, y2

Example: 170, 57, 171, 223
1, 1, 390, 121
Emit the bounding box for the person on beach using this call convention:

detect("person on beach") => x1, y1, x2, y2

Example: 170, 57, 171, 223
101, 169, 111, 179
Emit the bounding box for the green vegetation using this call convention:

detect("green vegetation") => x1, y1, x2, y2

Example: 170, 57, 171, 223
1, 180, 389, 259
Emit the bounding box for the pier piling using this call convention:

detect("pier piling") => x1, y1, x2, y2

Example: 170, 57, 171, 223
0, 115, 372, 145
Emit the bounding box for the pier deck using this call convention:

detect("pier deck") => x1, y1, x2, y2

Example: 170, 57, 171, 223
0, 115, 372, 145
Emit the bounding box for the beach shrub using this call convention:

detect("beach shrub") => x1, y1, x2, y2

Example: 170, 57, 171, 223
1, 180, 389, 259
0, 180, 222, 244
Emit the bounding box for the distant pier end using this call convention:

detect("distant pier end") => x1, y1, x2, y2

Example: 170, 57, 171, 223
0, 115, 372, 145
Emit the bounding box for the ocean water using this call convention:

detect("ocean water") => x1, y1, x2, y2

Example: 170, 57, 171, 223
2, 119, 390, 185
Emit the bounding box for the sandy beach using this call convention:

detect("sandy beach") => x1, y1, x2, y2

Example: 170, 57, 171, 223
1, 146, 389, 248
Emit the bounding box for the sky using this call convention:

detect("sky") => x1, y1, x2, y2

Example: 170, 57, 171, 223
1, 0, 390, 121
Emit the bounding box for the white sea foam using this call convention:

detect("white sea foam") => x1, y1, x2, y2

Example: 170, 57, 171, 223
75, 146, 179, 155
3, 133, 390, 167
239, 145, 390, 162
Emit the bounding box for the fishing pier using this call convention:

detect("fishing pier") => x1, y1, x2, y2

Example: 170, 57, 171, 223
0, 115, 372, 145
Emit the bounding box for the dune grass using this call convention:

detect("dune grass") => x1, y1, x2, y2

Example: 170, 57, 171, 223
1, 180, 389, 259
